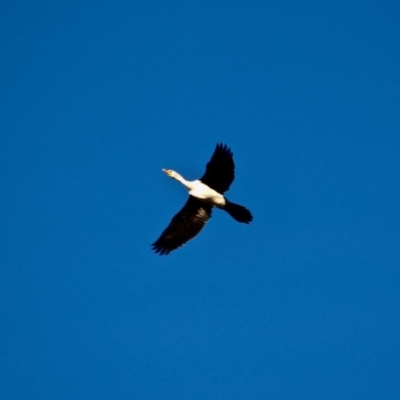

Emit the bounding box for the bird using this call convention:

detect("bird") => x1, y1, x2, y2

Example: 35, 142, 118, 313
152, 143, 253, 255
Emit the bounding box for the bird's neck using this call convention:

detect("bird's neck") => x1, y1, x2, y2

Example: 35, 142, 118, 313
174, 173, 195, 190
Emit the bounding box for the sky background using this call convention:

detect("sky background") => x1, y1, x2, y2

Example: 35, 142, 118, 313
1, 1, 400, 399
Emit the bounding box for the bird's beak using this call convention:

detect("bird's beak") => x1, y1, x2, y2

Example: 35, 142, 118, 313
162, 169, 167, 174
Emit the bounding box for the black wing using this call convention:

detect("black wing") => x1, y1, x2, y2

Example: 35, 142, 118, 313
199, 143, 235, 194
152, 197, 213, 255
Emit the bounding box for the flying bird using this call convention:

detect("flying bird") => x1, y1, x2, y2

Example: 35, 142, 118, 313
152, 143, 253, 255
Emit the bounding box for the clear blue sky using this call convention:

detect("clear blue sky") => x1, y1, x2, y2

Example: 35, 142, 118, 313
1, 1, 399, 399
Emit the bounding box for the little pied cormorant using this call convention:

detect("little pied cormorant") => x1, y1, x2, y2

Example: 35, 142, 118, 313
151, 143, 253, 255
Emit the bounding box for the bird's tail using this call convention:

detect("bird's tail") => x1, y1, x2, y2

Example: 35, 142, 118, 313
223, 200, 253, 224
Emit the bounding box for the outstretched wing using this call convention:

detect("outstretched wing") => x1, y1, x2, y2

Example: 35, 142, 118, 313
199, 143, 235, 194
152, 197, 213, 255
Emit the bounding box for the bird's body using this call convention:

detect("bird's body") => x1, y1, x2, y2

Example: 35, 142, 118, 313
168, 173, 226, 206
152, 143, 252, 255
190, 182, 226, 206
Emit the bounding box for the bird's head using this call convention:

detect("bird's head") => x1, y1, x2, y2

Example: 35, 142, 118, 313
162, 169, 177, 179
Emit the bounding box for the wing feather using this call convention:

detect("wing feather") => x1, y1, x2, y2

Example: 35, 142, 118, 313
152, 197, 212, 255
199, 143, 235, 194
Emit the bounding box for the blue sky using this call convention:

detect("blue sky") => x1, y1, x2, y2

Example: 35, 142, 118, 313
1, 1, 400, 399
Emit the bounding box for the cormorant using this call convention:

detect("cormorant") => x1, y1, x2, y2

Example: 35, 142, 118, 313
152, 143, 253, 255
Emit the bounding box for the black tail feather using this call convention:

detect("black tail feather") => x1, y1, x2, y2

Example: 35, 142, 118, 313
223, 200, 253, 224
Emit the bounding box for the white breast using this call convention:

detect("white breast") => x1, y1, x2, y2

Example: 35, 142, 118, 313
189, 181, 226, 207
